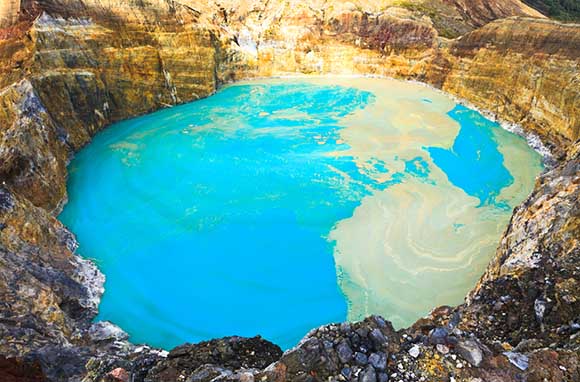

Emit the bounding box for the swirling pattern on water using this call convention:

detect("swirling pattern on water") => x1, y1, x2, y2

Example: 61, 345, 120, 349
59, 78, 542, 350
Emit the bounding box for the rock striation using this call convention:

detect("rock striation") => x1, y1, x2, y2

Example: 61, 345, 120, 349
0, 1, 578, 381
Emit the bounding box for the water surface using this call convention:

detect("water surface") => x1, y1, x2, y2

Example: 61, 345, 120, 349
59, 78, 542, 349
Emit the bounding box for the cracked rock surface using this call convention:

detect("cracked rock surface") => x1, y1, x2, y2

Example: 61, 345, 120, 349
0, 1, 578, 381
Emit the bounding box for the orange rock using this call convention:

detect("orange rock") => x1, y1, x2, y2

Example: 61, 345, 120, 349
108, 367, 129, 382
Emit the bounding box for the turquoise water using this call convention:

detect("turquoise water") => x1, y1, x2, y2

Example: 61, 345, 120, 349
427, 107, 514, 207
59, 78, 542, 350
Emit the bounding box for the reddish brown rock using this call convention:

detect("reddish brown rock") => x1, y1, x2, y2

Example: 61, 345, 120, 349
0, 356, 46, 382
107, 367, 129, 382
0, 1, 577, 381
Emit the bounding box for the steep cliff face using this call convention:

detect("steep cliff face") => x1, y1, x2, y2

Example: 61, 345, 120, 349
207, 0, 544, 37
0, 1, 21, 28
444, 17, 580, 156
465, 140, 579, 344
0, 1, 578, 381
0, 183, 102, 356
1, 1, 224, 211
0, 2, 230, 374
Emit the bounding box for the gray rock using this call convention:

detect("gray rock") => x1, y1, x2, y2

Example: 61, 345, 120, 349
356, 328, 370, 339
428, 328, 448, 345
369, 329, 387, 348
448, 312, 461, 328
372, 316, 387, 328
514, 339, 543, 352
377, 372, 389, 382
0, 187, 15, 212
30, 345, 91, 382
188, 365, 231, 382
534, 299, 547, 322
295, 338, 322, 370
341, 367, 352, 379
150, 336, 282, 381
359, 365, 377, 382
408, 345, 420, 359
368, 352, 387, 370
351, 333, 361, 347
354, 352, 368, 365
340, 323, 352, 334
503, 351, 529, 371
337, 341, 354, 364
456, 339, 484, 367
233, 371, 256, 382
436, 344, 449, 355
500, 295, 512, 303
447, 335, 459, 346
557, 325, 570, 334
88, 321, 129, 342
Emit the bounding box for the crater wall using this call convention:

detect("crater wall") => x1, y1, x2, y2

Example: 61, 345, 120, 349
0, 1, 578, 381
0, 0, 21, 28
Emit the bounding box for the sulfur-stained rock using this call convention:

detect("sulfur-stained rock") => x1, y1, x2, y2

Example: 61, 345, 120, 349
0, 1, 578, 382
146, 336, 282, 382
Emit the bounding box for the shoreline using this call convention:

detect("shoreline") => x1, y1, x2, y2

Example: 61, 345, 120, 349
222, 74, 554, 165
67, 75, 544, 352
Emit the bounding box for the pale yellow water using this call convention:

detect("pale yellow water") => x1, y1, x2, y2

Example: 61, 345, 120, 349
321, 77, 542, 327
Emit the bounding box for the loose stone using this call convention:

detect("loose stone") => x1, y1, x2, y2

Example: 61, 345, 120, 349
436, 344, 449, 354
408, 345, 421, 359
373, 316, 387, 328
337, 341, 354, 363
456, 339, 484, 367
356, 328, 370, 339
359, 365, 377, 382
341, 367, 352, 379
377, 372, 389, 382
428, 328, 449, 345
354, 352, 368, 365
534, 299, 547, 322
369, 329, 388, 348
503, 351, 529, 371
368, 352, 387, 370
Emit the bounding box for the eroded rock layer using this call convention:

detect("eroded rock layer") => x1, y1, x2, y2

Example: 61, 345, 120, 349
0, 1, 578, 381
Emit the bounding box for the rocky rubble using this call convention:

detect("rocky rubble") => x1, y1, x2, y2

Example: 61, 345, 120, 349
80, 307, 578, 381
81, 336, 281, 382
0, 1, 578, 381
